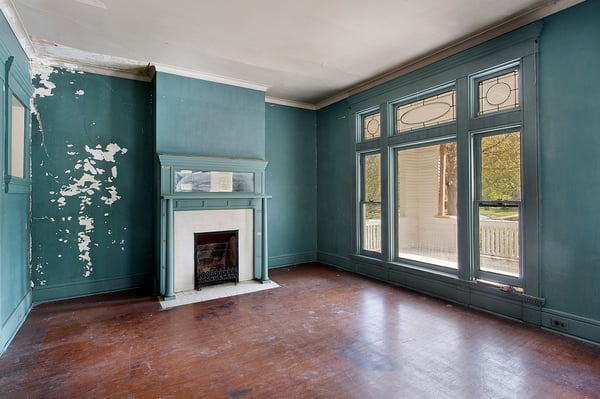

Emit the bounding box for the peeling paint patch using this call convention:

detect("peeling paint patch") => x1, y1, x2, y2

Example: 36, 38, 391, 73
31, 61, 58, 158
31, 61, 57, 99
47, 142, 128, 277
75, 89, 85, 96
101, 186, 120, 206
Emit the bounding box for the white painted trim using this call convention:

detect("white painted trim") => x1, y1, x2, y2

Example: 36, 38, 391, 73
154, 63, 269, 92
315, 0, 584, 109
265, 96, 316, 111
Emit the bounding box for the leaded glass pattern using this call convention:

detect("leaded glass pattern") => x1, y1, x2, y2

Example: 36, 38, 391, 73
396, 90, 456, 133
362, 112, 381, 140
478, 70, 519, 115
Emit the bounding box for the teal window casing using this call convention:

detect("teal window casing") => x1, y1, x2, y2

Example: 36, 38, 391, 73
351, 23, 541, 299
3, 56, 31, 194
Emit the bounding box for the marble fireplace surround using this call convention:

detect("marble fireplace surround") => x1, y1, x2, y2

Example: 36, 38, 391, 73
158, 154, 270, 300
174, 209, 253, 292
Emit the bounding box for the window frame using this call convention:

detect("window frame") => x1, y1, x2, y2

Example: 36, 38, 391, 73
350, 36, 540, 297
4, 87, 31, 194
357, 149, 383, 257
392, 83, 457, 135
392, 136, 459, 274
471, 126, 523, 287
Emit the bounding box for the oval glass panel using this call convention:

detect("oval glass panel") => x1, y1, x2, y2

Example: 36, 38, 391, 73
396, 90, 456, 133
362, 112, 381, 140
400, 102, 452, 125
485, 82, 512, 106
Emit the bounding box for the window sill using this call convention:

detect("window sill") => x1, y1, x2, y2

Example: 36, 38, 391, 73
4, 176, 30, 194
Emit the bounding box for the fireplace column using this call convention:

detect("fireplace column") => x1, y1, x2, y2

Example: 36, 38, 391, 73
261, 196, 269, 283
165, 198, 175, 299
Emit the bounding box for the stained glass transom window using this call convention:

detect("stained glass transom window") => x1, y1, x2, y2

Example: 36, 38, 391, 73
362, 112, 381, 140
478, 70, 519, 115
396, 90, 456, 133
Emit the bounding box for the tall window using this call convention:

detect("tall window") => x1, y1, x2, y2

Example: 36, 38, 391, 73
354, 55, 537, 293
474, 130, 521, 281
360, 152, 381, 253
396, 141, 458, 269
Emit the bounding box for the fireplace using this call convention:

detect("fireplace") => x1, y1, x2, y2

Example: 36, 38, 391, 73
195, 230, 239, 289
158, 154, 270, 300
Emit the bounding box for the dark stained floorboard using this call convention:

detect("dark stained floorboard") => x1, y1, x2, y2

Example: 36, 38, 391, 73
1, 263, 599, 398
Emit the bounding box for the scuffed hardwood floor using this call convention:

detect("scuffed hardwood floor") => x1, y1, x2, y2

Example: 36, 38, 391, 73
1, 263, 599, 398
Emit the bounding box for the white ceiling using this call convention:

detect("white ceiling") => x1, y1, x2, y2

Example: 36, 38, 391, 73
3, 0, 582, 107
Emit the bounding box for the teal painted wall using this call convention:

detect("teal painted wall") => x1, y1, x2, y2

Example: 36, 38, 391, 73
155, 72, 265, 159
316, 101, 354, 258
31, 69, 154, 302
316, 1, 600, 342
538, 0, 600, 322
265, 103, 317, 266
0, 12, 33, 354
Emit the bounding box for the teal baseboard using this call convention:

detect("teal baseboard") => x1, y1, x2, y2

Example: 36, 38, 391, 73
541, 309, 600, 344
317, 251, 600, 344
1, 290, 32, 356
32, 273, 152, 303
268, 251, 317, 268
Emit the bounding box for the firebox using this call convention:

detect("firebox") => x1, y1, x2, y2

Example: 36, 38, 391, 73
194, 230, 239, 290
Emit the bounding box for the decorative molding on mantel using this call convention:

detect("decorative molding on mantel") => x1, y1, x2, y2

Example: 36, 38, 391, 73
158, 154, 267, 172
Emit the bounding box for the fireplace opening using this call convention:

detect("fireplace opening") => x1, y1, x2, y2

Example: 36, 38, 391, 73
194, 230, 239, 290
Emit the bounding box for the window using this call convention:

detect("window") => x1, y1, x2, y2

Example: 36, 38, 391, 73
395, 89, 456, 133
354, 53, 538, 294
10, 95, 26, 179
396, 141, 457, 269
360, 152, 381, 253
362, 112, 381, 141
474, 130, 521, 281
477, 69, 519, 115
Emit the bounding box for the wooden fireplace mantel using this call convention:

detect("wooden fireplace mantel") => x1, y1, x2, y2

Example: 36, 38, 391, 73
158, 154, 270, 300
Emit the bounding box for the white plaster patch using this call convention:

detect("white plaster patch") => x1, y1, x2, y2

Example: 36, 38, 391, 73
75, 89, 85, 96
47, 142, 128, 277
85, 143, 127, 162
31, 61, 57, 158
101, 186, 120, 205
31, 60, 58, 100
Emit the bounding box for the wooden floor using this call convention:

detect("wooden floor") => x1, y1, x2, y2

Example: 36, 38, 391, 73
1, 263, 599, 398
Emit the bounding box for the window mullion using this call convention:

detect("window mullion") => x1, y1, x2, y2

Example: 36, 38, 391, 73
456, 76, 473, 281
380, 104, 392, 262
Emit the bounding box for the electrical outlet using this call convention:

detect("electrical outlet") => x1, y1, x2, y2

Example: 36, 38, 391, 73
550, 318, 569, 330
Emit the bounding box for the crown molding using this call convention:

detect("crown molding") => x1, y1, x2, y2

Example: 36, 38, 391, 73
315, 0, 585, 110
265, 96, 316, 111
2, 0, 584, 108
154, 63, 268, 92
0, 0, 35, 58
